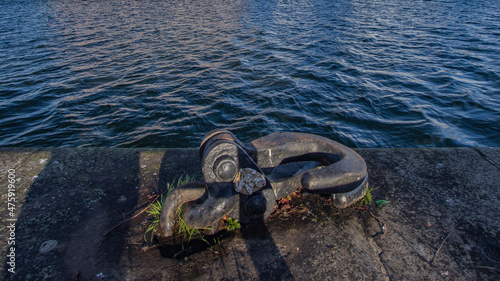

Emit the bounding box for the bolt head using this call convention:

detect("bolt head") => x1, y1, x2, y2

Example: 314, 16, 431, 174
214, 157, 237, 181
246, 195, 267, 216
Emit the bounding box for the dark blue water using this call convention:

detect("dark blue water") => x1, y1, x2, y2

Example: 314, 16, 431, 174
1, 0, 499, 148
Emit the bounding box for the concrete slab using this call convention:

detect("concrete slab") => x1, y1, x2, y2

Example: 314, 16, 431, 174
1, 147, 499, 280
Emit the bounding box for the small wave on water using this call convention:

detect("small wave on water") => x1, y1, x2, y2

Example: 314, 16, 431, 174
0, 0, 499, 148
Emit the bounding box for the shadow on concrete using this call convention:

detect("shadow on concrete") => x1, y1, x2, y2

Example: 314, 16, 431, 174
240, 217, 295, 281
157, 148, 203, 190
2, 148, 140, 280
2, 147, 499, 280
156, 148, 295, 280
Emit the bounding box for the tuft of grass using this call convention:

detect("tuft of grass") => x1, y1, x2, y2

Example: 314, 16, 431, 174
144, 174, 199, 242
145, 195, 164, 242
358, 185, 379, 206
176, 205, 212, 242
164, 174, 198, 196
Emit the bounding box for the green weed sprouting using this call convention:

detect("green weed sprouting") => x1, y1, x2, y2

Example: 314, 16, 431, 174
358, 185, 379, 206
225, 217, 241, 231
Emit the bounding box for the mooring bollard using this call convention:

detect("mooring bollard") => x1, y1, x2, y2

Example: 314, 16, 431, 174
159, 129, 368, 240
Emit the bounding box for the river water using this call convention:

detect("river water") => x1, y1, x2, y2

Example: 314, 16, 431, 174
1, 0, 499, 148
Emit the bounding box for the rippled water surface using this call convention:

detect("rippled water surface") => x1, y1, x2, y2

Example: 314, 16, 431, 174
1, 0, 499, 148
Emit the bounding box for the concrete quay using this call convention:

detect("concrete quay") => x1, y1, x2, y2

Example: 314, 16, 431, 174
1, 147, 499, 280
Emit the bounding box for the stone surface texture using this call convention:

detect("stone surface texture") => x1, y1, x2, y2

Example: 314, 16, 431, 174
0, 147, 499, 280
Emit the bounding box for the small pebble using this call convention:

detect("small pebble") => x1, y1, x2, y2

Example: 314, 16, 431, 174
40, 240, 58, 254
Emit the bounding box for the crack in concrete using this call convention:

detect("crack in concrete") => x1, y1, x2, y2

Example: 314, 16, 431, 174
472, 148, 500, 171
378, 250, 401, 281
357, 213, 392, 281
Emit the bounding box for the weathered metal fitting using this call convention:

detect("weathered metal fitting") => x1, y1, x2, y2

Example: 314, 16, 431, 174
233, 168, 266, 195
214, 155, 238, 182
331, 176, 369, 209
158, 130, 369, 240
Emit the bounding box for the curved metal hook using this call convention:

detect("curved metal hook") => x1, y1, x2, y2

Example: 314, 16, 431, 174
158, 182, 206, 238
250, 132, 367, 198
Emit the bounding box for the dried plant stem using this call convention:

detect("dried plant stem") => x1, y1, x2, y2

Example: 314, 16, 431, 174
104, 175, 197, 237
103, 204, 153, 236
430, 233, 451, 265
476, 266, 499, 271
369, 211, 386, 237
